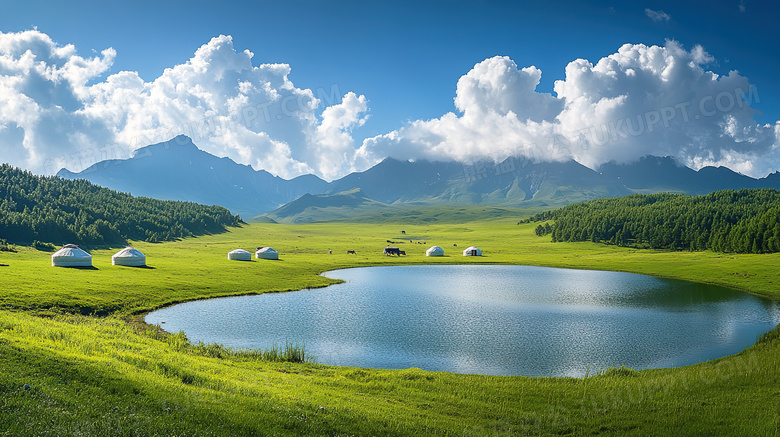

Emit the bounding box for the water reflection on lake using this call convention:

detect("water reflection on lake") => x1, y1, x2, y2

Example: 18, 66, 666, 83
145, 265, 780, 377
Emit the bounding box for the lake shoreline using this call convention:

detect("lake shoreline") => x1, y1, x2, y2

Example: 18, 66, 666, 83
146, 264, 778, 377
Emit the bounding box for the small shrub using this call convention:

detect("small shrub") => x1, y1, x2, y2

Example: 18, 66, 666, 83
599, 365, 640, 377
32, 240, 56, 251
0, 239, 16, 252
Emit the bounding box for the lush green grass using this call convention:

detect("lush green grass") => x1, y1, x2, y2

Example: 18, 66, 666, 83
1, 218, 779, 435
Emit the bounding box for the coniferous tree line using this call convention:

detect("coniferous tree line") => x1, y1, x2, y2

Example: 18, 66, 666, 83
526, 188, 780, 254
0, 164, 242, 247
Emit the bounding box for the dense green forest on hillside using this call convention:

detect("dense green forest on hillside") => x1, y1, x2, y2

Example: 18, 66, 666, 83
0, 164, 241, 247
528, 188, 780, 253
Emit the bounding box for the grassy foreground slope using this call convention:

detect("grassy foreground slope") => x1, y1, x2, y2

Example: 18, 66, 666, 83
1, 219, 779, 435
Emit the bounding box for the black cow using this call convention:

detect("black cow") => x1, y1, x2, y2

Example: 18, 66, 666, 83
383, 247, 403, 256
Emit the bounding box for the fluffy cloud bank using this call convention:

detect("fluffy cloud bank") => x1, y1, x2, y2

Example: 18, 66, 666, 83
1, 31, 777, 179
0, 30, 367, 180
358, 40, 779, 177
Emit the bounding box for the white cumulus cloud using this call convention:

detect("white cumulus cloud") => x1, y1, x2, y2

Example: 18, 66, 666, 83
1, 32, 777, 180
355, 56, 564, 168
358, 40, 779, 178
0, 30, 368, 180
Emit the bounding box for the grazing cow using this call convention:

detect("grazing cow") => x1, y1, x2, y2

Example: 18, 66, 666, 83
453, 243, 457, 247
347, 250, 356, 254
383, 247, 403, 256
401, 230, 406, 235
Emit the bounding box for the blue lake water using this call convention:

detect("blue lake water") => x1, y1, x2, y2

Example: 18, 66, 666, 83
144, 265, 780, 377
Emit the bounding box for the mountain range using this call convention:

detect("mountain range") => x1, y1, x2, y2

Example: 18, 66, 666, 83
57, 135, 780, 222
57, 136, 328, 219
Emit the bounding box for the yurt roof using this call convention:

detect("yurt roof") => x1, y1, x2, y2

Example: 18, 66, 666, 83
113, 247, 145, 258
52, 246, 91, 258
229, 249, 251, 254
256, 247, 277, 253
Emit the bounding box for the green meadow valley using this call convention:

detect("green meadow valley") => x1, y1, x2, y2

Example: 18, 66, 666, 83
3, 6, 780, 435
2, 215, 779, 435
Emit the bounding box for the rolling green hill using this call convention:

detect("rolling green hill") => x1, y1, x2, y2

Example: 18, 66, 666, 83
0, 164, 241, 247
529, 188, 780, 253
260, 191, 549, 225
260, 188, 391, 223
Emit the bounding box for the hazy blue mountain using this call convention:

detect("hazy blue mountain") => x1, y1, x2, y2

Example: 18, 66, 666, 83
445, 158, 632, 206
57, 136, 780, 222
57, 135, 329, 219
327, 158, 465, 203
597, 155, 779, 194
264, 158, 632, 222
597, 156, 700, 193
762, 171, 780, 187
328, 157, 630, 206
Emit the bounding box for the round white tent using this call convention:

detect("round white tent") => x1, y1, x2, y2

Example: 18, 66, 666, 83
462, 246, 483, 256
228, 249, 252, 261
425, 245, 444, 257
112, 247, 146, 266
51, 244, 92, 267
255, 247, 279, 260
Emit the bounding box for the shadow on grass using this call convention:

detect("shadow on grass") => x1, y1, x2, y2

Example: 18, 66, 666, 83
57, 266, 99, 270
227, 258, 283, 262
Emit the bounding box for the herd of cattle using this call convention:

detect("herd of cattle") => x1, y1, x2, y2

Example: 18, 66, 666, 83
338, 231, 478, 257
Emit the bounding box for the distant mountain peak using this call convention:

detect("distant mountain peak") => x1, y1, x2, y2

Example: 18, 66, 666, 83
55, 136, 780, 221
131, 135, 199, 159
57, 136, 328, 218
600, 155, 684, 170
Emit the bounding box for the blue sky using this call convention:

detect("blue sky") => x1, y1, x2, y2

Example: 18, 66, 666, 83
1, 0, 778, 179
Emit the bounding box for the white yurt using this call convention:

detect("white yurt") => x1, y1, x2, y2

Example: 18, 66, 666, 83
255, 247, 279, 260
51, 244, 92, 267
462, 246, 483, 256
425, 245, 444, 257
112, 247, 146, 266
227, 249, 252, 261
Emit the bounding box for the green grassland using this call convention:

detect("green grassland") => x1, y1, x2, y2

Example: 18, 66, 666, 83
1, 216, 779, 435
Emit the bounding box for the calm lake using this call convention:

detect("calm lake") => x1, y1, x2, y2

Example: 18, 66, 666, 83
145, 265, 780, 377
